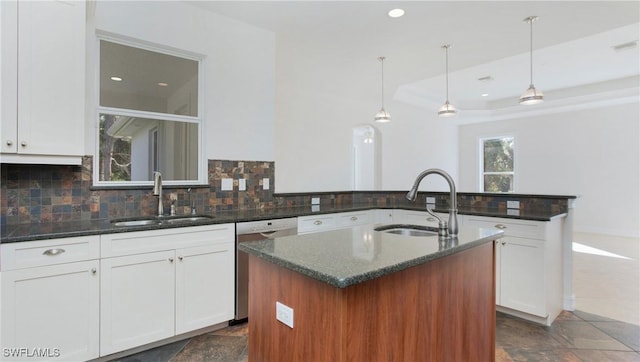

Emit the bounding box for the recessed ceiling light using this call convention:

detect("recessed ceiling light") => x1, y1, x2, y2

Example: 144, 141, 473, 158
481, 93, 489, 97
388, 9, 405, 18
157, 82, 169, 87
110, 76, 122, 81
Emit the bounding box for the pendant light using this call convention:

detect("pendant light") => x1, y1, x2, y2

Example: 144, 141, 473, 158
520, 16, 544, 105
438, 44, 457, 117
374, 56, 391, 123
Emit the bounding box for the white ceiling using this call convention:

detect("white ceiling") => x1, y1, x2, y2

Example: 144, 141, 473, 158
188, 1, 640, 122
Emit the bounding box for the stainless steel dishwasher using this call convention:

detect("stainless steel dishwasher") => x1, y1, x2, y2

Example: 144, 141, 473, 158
234, 217, 298, 322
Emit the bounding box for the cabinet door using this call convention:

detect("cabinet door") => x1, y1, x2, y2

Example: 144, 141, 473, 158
499, 236, 546, 317
1, 261, 99, 362
100, 251, 175, 356
175, 243, 235, 334
11, 0, 85, 156
0, 0, 18, 153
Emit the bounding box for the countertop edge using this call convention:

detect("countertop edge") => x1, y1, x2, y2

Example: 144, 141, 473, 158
238, 229, 502, 289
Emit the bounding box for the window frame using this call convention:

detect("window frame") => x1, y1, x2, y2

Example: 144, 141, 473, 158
93, 33, 206, 187
479, 135, 516, 193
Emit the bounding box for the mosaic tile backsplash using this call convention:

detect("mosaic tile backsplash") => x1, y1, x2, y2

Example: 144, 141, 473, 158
1, 156, 569, 225
1, 157, 275, 225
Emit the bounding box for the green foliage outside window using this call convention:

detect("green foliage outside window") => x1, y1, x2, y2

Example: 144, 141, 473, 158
482, 137, 514, 192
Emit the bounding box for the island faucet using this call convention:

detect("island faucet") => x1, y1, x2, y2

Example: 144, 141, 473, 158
406, 168, 458, 237
153, 171, 163, 217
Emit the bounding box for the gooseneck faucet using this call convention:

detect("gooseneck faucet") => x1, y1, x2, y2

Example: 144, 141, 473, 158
153, 171, 163, 217
406, 168, 458, 237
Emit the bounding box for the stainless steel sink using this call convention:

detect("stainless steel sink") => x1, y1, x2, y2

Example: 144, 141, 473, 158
112, 219, 162, 227
111, 215, 214, 227
374, 224, 439, 237
164, 216, 213, 224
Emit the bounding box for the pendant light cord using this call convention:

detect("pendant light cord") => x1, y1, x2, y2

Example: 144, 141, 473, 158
379, 57, 385, 109
528, 17, 535, 87
445, 46, 450, 102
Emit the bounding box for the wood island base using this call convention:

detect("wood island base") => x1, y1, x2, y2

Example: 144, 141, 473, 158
247, 241, 496, 361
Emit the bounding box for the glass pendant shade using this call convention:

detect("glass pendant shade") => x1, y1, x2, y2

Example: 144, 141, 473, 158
374, 108, 391, 123
519, 84, 544, 105
438, 101, 457, 117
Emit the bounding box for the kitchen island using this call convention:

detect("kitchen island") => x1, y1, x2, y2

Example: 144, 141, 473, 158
239, 224, 503, 362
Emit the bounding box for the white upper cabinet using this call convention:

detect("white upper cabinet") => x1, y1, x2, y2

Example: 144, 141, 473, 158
1, 0, 85, 164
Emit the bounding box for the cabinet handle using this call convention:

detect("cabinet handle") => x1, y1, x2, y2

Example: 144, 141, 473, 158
426, 217, 436, 222
42, 248, 65, 256
501, 241, 507, 246
6, 140, 13, 146
178, 256, 183, 261
350, 216, 358, 221
313, 220, 322, 225
20, 141, 27, 147
91, 268, 97, 274
494, 224, 507, 229
168, 257, 174, 263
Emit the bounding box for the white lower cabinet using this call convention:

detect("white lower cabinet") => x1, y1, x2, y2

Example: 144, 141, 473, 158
175, 243, 235, 334
498, 236, 546, 316
0, 237, 100, 361
464, 215, 563, 326
100, 224, 235, 357
298, 210, 372, 234
100, 250, 176, 355
392, 209, 454, 228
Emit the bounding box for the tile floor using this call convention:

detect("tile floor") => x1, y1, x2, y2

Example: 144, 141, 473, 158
113, 232, 640, 362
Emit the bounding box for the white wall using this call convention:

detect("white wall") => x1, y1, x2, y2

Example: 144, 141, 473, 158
459, 102, 640, 237
274, 43, 458, 193
89, 1, 276, 161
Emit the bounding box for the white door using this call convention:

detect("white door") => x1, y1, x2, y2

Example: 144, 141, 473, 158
175, 243, 235, 334
100, 250, 175, 356
1, 261, 99, 362
499, 236, 546, 317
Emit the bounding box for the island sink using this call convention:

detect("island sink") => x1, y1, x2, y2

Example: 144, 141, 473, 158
374, 224, 439, 237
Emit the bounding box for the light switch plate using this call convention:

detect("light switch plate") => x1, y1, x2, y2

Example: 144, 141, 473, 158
239, 179, 246, 191
262, 178, 270, 190
276, 301, 294, 328
426, 197, 436, 204
507, 200, 520, 209
311, 197, 320, 205
221, 178, 233, 191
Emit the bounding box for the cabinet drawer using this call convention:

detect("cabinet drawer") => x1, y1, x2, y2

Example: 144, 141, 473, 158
101, 223, 234, 258
1, 236, 100, 271
465, 216, 545, 240
394, 210, 449, 228
297, 215, 336, 234
336, 211, 372, 228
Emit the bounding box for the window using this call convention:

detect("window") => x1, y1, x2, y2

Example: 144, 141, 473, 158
95, 37, 203, 185
481, 136, 514, 192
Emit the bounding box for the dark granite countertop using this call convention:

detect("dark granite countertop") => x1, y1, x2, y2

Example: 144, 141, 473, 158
239, 223, 503, 288
0, 204, 564, 244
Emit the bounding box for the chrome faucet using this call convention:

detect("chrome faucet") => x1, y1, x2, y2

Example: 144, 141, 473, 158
406, 168, 458, 237
153, 171, 163, 217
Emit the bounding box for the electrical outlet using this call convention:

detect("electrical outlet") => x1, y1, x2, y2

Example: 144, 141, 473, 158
262, 178, 270, 190
507, 200, 520, 209
221, 178, 233, 191
276, 301, 294, 328
426, 197, 436, 204
311, 197, 320, 205
239, 179, 246, 191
